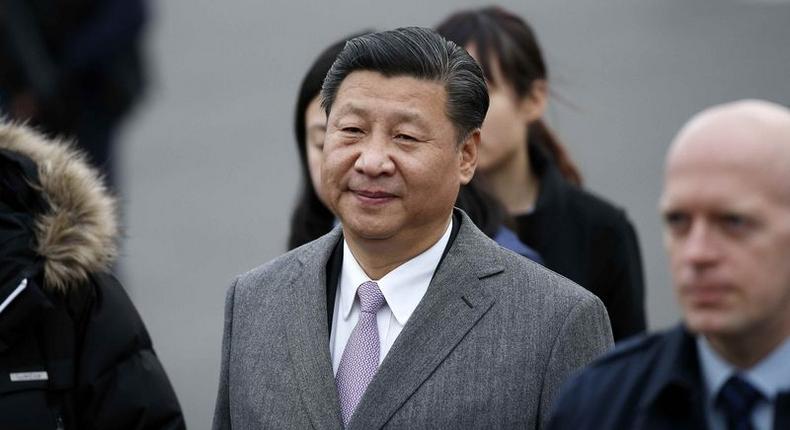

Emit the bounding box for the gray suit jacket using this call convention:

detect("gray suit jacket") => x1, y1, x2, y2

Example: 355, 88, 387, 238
213, 211, 613, 429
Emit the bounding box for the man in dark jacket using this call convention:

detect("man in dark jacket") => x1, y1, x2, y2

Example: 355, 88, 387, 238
0, 122, 184, 429
547, 100, 790, 430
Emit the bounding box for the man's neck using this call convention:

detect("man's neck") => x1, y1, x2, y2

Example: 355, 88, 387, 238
484, 144, 539, 215
343, 216, 452, 280
705, 318, 790, 369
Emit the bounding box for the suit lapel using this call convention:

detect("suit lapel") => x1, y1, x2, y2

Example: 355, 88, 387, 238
348, 214, 504, 429
284, 228, 344, 430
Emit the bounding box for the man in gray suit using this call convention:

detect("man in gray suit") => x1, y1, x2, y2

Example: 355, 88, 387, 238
213, 27, 613, 430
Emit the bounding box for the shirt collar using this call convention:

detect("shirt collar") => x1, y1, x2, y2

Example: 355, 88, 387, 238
339, 217, 453, 325
697, 335, 790, 403
697, 336, 736, 405
748, 336, 790, 399
640, 325, 702, 410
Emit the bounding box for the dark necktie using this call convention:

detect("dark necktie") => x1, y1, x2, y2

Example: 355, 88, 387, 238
716, 374, 764, 430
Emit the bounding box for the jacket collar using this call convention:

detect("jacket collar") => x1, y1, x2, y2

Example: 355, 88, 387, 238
638, 325, 790, 428
517, 144, 570, 247
530, 143, 570, 216
638, 324, 707, 426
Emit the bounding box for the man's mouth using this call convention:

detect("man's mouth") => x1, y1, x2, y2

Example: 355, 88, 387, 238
351, 188, 397, 204
683, 283, 733, 306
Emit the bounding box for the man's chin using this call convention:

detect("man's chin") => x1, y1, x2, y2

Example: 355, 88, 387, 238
684, 310, 740, 338
341, 222, 397, 242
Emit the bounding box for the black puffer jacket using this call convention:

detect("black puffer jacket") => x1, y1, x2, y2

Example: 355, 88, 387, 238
0, 123, 185, 429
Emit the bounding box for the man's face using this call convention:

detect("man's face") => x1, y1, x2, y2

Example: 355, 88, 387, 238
660, 137, 790, 342
321, 70, 477, 246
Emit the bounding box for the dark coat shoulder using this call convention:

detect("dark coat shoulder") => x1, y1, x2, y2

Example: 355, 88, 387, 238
546, 325, 710, 430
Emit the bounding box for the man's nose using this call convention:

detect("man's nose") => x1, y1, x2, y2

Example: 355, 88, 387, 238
681, 220, 720, 266
353, 132, 395, 177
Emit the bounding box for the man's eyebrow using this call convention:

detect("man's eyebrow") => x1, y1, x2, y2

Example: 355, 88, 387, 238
333, 103, 368, 118
333, 103, 431, 130
391, 110, 430, 129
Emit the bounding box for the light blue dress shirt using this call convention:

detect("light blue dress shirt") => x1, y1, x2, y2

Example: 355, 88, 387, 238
697, 336, 790, 430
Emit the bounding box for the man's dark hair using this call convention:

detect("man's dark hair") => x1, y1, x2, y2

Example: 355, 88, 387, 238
320, 27, 489, 143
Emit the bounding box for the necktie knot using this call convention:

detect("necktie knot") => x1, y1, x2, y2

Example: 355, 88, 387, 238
357, 281, 385, 313
716, 374, 764, 430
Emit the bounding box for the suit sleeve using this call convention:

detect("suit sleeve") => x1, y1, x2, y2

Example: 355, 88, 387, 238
538, 294, 613, 429
212, 277, 239, 430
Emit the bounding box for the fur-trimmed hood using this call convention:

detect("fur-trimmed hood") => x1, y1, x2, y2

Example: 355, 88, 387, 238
0, 122, 119, 292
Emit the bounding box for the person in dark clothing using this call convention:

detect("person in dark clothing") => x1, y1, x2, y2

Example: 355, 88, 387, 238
547, 100, 790, 430
0, 0, 149, 189
437, 6, 645, 340
0, 122, 184, 429
288, 32, 542, 263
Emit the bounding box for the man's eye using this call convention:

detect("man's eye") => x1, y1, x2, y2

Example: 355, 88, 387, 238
719, 214, 752, 233
663, 212, 690, 233
395, 134, 417, 142
342, 127, 363, 134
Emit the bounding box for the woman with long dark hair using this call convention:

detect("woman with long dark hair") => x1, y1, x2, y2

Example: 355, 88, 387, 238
287, 32, 541, 263
437, 6, 645, 340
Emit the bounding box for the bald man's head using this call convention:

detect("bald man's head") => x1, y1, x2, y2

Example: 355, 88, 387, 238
660, 99, 790, 367
667, 100, 790, 203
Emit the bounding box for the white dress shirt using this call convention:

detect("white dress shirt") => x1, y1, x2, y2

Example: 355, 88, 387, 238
329, 218, 453, 375
697, 335, 790, 430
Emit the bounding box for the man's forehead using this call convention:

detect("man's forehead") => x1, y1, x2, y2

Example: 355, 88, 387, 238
662, 152, 790, 215
335, 70, 444, 97
331, 71, 447, 119
333, 102, 426, 123
661, 172, 761, 211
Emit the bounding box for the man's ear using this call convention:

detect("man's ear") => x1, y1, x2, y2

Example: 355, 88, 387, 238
459, 129, 479, 185
520, 79, 548, 123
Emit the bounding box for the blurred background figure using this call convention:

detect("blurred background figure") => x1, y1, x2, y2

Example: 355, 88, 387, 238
0, 0, 149, 190
0, 122, 184, 429
288, 31, 542, 263
437, 6, 645, 341
548, 100, 790, 430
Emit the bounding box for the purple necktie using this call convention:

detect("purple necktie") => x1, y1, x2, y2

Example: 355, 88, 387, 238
335, 281, 386, 426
